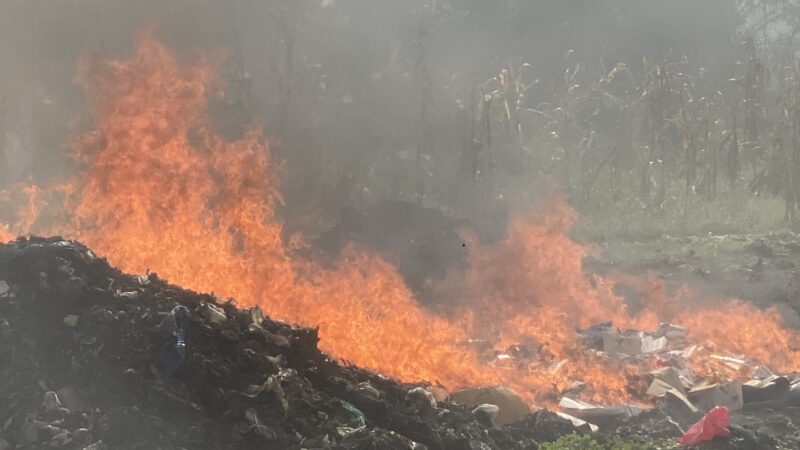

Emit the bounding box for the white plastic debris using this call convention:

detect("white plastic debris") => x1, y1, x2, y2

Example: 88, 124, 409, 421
688, 380, 743, 412
245, 376, 288, 414
640, 335, 668, 354
200, 303, 227, 324
473, 403, 500, 421
646, 367, 686, 397
603, 330, 667, 356
753, 366, 775, 380
709, 354, 748, 372
63, 315, 80, 327
555, 411, 599, 433
407, 387, 437, 408
0, 280, 9, 297
558, 397, 643, 422
451, 386, 530, 425
602, 330, 644, 355
239, 306, 265, 328
115, 290, 139, 299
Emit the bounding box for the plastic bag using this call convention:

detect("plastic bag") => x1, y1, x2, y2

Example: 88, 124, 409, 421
161, 329, 186, 375
677, 406, 730, 446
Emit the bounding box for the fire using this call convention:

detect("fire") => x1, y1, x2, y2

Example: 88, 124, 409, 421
2, 33, 799, 407
0, 226, 11, 243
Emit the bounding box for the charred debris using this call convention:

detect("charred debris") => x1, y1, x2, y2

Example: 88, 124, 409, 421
1, 237, 800, 450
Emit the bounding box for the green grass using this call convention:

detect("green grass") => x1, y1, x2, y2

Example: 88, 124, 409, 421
573, 187, 788, 243
539, 434, 678, 450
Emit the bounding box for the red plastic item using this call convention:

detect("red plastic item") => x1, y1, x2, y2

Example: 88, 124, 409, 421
677, 406, 731, 446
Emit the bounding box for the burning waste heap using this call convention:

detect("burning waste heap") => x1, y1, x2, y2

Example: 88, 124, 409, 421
4, 33, 800, 449
2, 238, 800, 450
0, 236, 582, 449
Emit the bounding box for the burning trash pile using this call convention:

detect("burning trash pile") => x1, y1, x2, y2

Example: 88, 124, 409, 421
568, 320, 779, 422
5, 33, 800, 449
3, 239, 800, 449
0, 237, 585, 450
564, 319, 800, 444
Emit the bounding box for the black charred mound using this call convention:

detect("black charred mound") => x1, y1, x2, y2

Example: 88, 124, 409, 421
0, 236, 579, 450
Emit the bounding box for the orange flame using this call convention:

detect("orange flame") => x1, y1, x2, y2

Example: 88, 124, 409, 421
0, 226, 11, 243
2, 34, 799, 408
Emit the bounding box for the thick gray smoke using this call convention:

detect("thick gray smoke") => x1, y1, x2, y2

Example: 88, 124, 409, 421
0, 0, 746, 235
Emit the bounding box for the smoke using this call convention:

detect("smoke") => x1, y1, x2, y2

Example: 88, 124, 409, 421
0, 1, 744, 223
4, 9, 800, 407
0, 0, 768, 307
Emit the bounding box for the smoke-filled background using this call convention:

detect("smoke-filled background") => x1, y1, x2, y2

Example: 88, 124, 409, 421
4, 0, 791, 240
7, 0, 800, 412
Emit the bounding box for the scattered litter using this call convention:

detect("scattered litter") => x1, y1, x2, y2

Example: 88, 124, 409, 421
337, 400, 366, 428
640, 335, 668, 354
664, 388, 701, 423
555, 412, 599, 433
602, 329, 666, 356
244, 375, 288, 414
473, 404, 500, 422
654, 323, 687, 341
239, 306, 264, 328
688, 381, 743, 412
676, 406, 730, 446
115, 290, 139, 299
336, 425, 367, 439
451, 386, 530, 425
742, 376, 790, 403
753, 366, 775, 380
4, 237, 800, 449
602, 330, 644, 356
559, 381, 586, 398
63, 315, 80, 327
0, 280, 9, 297
648, 379, 680, 399
407, 387, 437, 409
199, 303, 227, 324
161, 329, 186, 375
577, 321, 612, 349
56, 386, 87, 411
156, 305, 191, 336
558, 397, 643, 424
709, 354, 748, 373
41, 391, 63, 413
647, 367, 686, 397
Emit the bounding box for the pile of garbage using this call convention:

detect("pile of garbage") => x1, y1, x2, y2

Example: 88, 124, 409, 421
0, 237, 580, 449
4, 237, 800, 449
570, 321, 797, 418
570, 321, 800, 448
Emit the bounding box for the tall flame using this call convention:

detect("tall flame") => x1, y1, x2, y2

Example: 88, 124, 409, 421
2, 34, 799, 407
